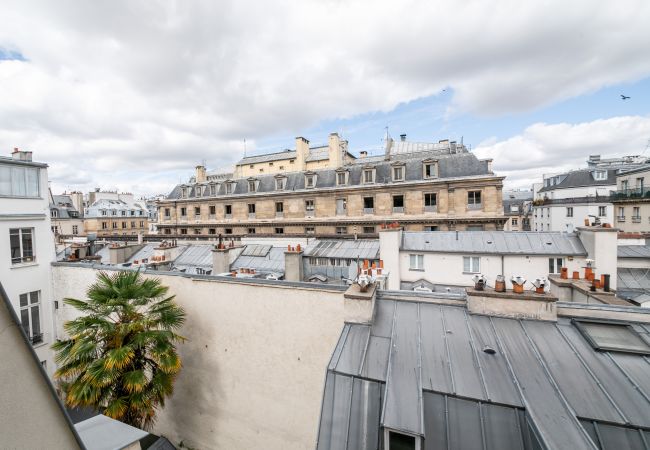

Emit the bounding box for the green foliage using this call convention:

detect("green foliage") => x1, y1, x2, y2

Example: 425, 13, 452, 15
53, 270, 186, 429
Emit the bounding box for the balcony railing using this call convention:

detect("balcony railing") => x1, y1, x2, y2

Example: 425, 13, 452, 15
467, 203, 482, 210
610, 187, 650, 199
393, 207, 404, 213
617, 216, 626, 222
276, 212, 284, 218
30, 333, 44, 345
225, 213, 232, 219
632, 216, 642, 223
424, 205, 437, 213
363, 208, 374, 214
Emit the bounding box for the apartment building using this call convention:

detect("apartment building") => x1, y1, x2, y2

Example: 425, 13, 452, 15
0, 149, 57, 374
49, 191, 84, 237
84, 191, 149, 237
611, 164, 650, 233
157, 134, 506, 236
503, 189, 532, 231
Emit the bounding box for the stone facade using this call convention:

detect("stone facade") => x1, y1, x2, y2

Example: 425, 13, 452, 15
611, 165, 650, 233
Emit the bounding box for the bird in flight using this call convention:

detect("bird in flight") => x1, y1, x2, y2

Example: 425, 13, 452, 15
621, 95, 630, 100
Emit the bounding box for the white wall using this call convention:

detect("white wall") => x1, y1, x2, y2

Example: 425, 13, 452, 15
0, 162, 57, 375
533, 203, 611, 232
398, 252, 586, 291
51, 265, 348, 450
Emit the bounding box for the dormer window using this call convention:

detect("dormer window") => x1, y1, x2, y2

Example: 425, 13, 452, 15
275, 176, 287, 191
423, 160, 439, 179
51, 209, 58, 218
305, 173, 316, 189
336, 169, 349, 186
225, 181, 236, 195
195, 185, 203, 197
363, 168, 375, 184
594, 170, 607, 181
248, 178, 258, 193
181, 187, 188, 198
209, 183, 217, 196
392, 163, 405, 182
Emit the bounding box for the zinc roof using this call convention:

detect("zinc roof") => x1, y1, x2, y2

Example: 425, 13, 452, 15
317, 296, 650, 450
618, 245, 650, 258
401, 231, 587, 256
304, 239, 380, 260
231, 245, 285, 274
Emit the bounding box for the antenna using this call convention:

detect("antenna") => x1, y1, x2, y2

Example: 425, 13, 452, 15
243, 138, 247, 157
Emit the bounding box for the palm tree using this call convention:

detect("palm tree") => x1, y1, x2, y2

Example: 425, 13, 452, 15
53, 270, 186, 429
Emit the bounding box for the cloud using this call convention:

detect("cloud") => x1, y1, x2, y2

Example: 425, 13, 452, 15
475, 115, 650, 189
0, 0, 649, 195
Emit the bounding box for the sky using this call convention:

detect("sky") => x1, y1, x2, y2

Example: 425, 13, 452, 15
1, 0, 650, 197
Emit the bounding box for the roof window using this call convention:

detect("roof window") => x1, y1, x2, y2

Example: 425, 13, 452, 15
574, 319, 650, 355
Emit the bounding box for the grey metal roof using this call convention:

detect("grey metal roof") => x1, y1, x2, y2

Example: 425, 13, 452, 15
305, 146, 330, 162
401, 231, 587, 256
167, 150, 493, 200
618, 245, 650, 258
618, 268, 650, 290
317, 297, 650, 449
538, 169, 617, 193
231, 245, 285, 274
304, 239, 380, 260
238, 149, 296, 165
171, 245, 213, 274
126, 244, 163, 264
75, 414, 147, 450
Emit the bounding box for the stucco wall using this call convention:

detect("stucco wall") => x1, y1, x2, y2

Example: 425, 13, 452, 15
51, 265, 347, 449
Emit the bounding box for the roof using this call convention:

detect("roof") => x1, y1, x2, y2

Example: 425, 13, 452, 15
401, 231, 587, 256
618, 267, 650, 290
538, 169, 617, 193
304, 239, 380, 260
618, 245, 650, 258
317, 295, 650, 449
167, 150, 494, 200
75, 414, 147, 450
171, 245, 214, 274
231, 244, 286, 275
238, 149, 297, 165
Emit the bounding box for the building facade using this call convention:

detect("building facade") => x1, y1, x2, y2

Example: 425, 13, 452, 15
84, 193, 149, 237
0, 149, 57, 374
157, 135, 506, 236
503, 189, 532, 231
49, 192, 84, 237
611, 164, 650, 233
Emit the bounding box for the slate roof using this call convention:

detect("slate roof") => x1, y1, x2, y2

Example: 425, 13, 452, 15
618, 245, 650, 258
238, 149, 297, 165
538, 169, 617, 193
317, 295, 650, 450
51, 194, 81, 219
167, 150, 494, 200
401, 231, 587, 256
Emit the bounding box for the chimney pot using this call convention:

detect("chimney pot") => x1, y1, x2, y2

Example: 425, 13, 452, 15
400, 134, 406, 142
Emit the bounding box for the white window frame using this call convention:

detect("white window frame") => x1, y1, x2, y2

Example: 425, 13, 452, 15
336, 171, 348, 186
305, 174, 316, 188
0, 165, 40, 197
392, 165, 405, 182
19, 290, 42, 345
463, 256, 480, 273
363, 168, 375, 184
409, 254, 424, 270
305, 199, 315, 215
275, 177, 286, 191
548, 257, 564, 274
10, 228, 35, 265
566, 207, 573, 217
423, 161, 438, 179
468, 190, 482, 206
598, 206, 607, 217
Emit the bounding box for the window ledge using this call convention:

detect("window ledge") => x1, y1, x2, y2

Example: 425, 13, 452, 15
11, 262, 39, 269
32, 341, 49, 349
409, 268, 425, 272
462, 271, 480, 275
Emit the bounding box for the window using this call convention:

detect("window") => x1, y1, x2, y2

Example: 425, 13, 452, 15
573, 319, 650, 355
275, 202, 284, 215
423, 161, 438, 178
164, 208, 171, 218
10, 228, 34, 264
248, 227, 256, 234
72, 225, 78, 234
164, 228, 171, 235
512, 218, 518, 226
181, 188, 187, 198
305, 199, 315, 215
225, 204, 232, 217
180, 207, 187, 217
393, 195, 404, 212
111, 209, 117, 216
618, 207, 625, 220
463, 256, 480, 273
248, 179, 257, 193
305, 226, 315, 235
363, 226, 376, 234
409, 254, 424, 270
129, 221, 135, 228
363, 196, 374, 212
194, 228, 201, 235
195, 186, 202, 197
510, 205, 519, 213
19, 291, 41, 345
51, 209, 58, 218
305, 174, 315, 188
194, 206, 201, 217
548, 257, 564, 274
566, 207, 573, 217
424, 193, 437, 210
392, 165, 404, 181
139, 221, 144, 228
598, 206, 606, 217
269, 162, 274, 167
248, 203, 256, 214
424, 226, 438, 231
0, 165, 40, 197
180, 228, 187, 235
622, 180, 629, 191
633, 207, 641, 220
363, 169, 375, 183
225, 182, 234, 194
468, 191, 482, 207
101, 210, 107, 216
120, 222, 126, 229
209, 184, 217, 196
209, 205, 216, 216
336, 226, 347, 234
225, 228, 233, 234
336, 171, 347, 186
102, 222, 108, 230
593, 170, 607, 180
388, 431, 416, 450
276, 177, 286, 190
274, 227, 284, 234
209, 228, 216, 235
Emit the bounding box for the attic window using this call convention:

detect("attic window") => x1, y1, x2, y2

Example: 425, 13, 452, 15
248, 179, 258, 193
305, 173, 316, 188
275, 177, 286, 190
573, 319, 650, 355
423, 161, 438, 179
594, 170, 607, 181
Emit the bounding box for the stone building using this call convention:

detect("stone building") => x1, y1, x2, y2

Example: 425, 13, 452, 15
157, 134, 506, 236
83, 192, 149, 237
49, 191, 84, 237
611, 164, 650, 233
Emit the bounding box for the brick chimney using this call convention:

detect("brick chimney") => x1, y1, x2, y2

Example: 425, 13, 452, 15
195, 165, 207, 183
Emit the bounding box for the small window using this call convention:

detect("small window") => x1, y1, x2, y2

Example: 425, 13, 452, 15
566, 207, 573, 217
209, 205, 216, 215
305, 174, 315, 188
423, 162, 438, 178
363, 169, 375, 183
164, 228, 171, 235
388, 431, 416, 450
248, 179, 257, 193
274, 227, 284, 234
598, 206, 607, 217
594, 170, 607, 180
102, 222, 108, 230
512, 218, 518, 226
305, 199, 315, 214
336, 171, 347, 186
363, 226, 375, 234
112, 222, 118, 229
574, 319, 650, 355
276, 177, 286, 190
249, 164, 254, 169
424, 226, 438, 231
180, 228, 188, 235
305, 226, 315, 235
424, 193, 437, 207
269, 162, 274, 167
225, 228, 233, 234
364, 197, 374, 210
195, 186, 202, 197
336, 226, 347, 234
409, 254, 424, 270
10, 228, 35, 264
164, 208, 171, 218
209, 228, 216, 235
393, 195, 404, 211
72, 225, 78, 234
121, 222, 127, 229
248, 228, 256, 234
468, 191, 482, 206
194, 206, 201, 217
194, 228, 201, 235
463, 256, 480, 273
276, 202, 284, 213
392, 166, 404, 182
209, 184, 217, 195
225, 204, 232, 215
225, 183, 234, 194
181, 188, 187, 198
548, 257, 564, 274
180, 207, 187, 217
248, 203, 256, 214
19, 291, 42, 345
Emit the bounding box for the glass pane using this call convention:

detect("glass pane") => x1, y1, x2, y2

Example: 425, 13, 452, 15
463, 257, 470, 273
549, 258, 554, 274
581, 322, 650, 354
389, 432, 415, 450
21, 229, 33, 259
29, 291, 39, 304
31, 306, 41, 337
25, 168, 39, 197
19, 293, 28, 307
0, 165, 11, 195
11, 167, 26, 196
10, 231, 21, 262
20, 309, 30, 335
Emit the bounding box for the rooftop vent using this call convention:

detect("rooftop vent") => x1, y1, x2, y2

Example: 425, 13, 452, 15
400, 134, 407, 142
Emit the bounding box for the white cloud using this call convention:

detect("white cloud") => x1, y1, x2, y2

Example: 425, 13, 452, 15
0, 0, 649, 195
475, 115, 650, 189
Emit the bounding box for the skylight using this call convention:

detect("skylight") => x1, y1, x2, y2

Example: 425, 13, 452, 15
574, 319, 650, 355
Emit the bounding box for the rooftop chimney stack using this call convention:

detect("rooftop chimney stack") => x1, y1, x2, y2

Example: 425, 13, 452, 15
11, 148, 32, 162
359, 151, 368, 158
400, 134, 406, 142
195, 165, 207, 183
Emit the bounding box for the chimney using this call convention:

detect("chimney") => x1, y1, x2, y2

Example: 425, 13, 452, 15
11, 148, 32, 162
359, 151, 368, 158
195, 165, 207, 183
284, 246, 304, 282
295, 136, 310, 171
328, 132, 343, 168
400, 134, 406, 142
212, 246, 233, 274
